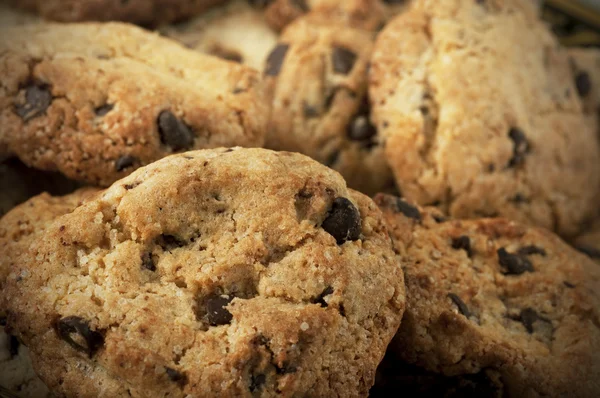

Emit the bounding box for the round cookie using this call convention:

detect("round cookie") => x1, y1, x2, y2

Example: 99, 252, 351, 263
0, 22, 268, 186
159, 0, 278, 71
1, 148, 405, 397
369, 0, 600, 237
264, 16, 394, 195
375, 192, 600, 397
6, 0, 227, 26
249, 0, 409, 32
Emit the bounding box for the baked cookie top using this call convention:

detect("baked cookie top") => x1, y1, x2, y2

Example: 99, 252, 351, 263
1, 148, 405, 398
0, 22, 268, 186
375, 193, 600, 397
5, 0, 227, 26
264, 16, 394, 195
160, 0, 279, 71
369, 0, 600, 236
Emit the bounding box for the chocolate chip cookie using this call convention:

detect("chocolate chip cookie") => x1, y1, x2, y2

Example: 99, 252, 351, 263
250, 0, 408, 32
160, 0, 278, 71
369, 0, 600, 237
0, 22, 268, 187
6, 0, 227, 26
264, 16, 394, 195
1, 148, 405, 397
375, 193, 600, 397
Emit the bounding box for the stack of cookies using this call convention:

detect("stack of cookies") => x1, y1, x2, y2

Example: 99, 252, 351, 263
0, 0, 599, 397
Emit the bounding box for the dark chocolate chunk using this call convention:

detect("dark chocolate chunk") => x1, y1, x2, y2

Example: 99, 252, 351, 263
115, 155, 137, 172
448, 293, 471, 318
157, 234, 186, 250
249, 374, 266, 392
394, 198, 421, 221
9, 335, 19, 358
574, 244, 600, 259
311, 286, 334, 307
508, 127, 530, 167
563, 281, 575, 288
451, 236, 472, 257
517, 245, 547, 256
290, 0, 309, 11
265, 44, 289, 76
575, 71, 591, 97
165, 367, 188, 385
497, 248, 534, 275
347, 115, 377, 142
95, 104, 113, 116
332, 46, 357, 75
206, 294, 234, 326
15, 85, 52, 121
56, 316, 104, 356
141, 252, 156, 271
157, 111, 194, 151
519, 308, 541, 333
321, 197, 361, 244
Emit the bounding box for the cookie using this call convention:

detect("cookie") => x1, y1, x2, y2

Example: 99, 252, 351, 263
569, 48, 600, 134
0, 3, 40, 28
159, 0, 278, 71
250, 0, 408, 32
375, 193, 600, 397
0, 22, 268, 187
572, 218, 600, 264
6, 0, 227, 26
0, 148, 405, 397
0, 158, 82, 218
264, 16, 394, 195
369, 0, 600, 237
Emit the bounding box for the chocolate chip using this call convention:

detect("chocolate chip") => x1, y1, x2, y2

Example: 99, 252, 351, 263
575, 71, 591, 97
206, 294, 234, 326
347, 115, 377, 142
311, 286, 334, 307
157, 111, 194, 151
9, 335, 19, 358
433, 214, 447, 223
115, 155, 137, 172
508, 128, 530, 167
517, 245, 546, 256
290, 0, 309, 11
249, 374, 266, 392
265, 44, 289, 76
574, 244, 600, 259
497, 248, 534, 275
95, 104, 113, 116
448, 293, 471, 318
519, 308, 541, 333
332, 46, 357, 75
15, 85, 52, 121
510, 193, 528, 203
394, 198, 421, 221
141, 252, 155, 271
563, 281, 575, 288
165, 367, 187, 385
56, 316, 104, 356
321, 197, 361, 244
157, 234, 186, 250
451, 236, 472, 257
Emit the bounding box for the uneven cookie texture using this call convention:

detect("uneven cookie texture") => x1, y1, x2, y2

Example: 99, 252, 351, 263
249, 0, 408, 32
160, 0, 278, 71
369, 0, 600, 236
375, 193, 600, 397
569, 48, 600, 135
0, 22, 268, 186
6, 0, 227, 26
264, 16, 394, 195
1, 148, 405, 397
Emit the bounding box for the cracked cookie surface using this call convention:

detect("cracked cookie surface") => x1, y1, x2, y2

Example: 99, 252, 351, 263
6, 0, 227, 26
160, 0, 278, 71
264, 16, 394, 195
0, 148, 404, 398
369, 0, 600, 236
0, 22, 268, 186
375, 193, 600, 397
